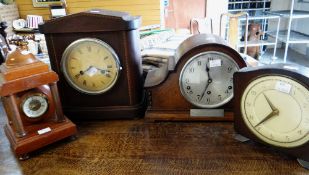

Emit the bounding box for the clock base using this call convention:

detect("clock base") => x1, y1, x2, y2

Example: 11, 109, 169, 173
234, 133, 250, 142
297, 159, 309, 170
145, 110, 234, 121
4, 116, 77, 159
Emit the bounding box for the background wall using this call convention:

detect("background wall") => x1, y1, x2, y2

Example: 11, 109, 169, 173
15, 0, 161, 26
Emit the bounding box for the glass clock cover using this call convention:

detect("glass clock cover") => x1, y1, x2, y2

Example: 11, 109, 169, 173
179, 51, 240, 108
22, 94, 48, 118
61, 38, 121, 95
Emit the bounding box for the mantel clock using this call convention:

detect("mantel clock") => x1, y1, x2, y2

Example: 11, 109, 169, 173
0, 42, 77, 159
234, 64, 309, 169
39, 9, 145, 119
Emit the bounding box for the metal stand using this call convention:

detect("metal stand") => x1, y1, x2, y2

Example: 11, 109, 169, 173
234, 133, 250, 142
297, 159, 309, 170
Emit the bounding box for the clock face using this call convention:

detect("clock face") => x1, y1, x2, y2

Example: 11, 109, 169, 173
21, 93, 49, 118
61, 38, 121, 94
241, 75, 309, 148
179, 51, 240, 108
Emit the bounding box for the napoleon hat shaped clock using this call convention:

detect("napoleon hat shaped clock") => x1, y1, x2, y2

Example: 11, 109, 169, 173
234, 64, 309, 169
145, 34, 247, 121
39, 9, 145, 119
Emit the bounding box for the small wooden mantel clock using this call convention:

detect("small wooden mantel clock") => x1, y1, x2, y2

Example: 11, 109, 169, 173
0, 41, 77, 159
39, 9, 145, 119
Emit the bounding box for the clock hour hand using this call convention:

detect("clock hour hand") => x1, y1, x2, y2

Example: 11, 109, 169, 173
255, 109, 279, 127
199, 60, 212, 101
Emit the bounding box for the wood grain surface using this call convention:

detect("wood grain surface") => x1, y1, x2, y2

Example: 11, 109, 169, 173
0, 104, 308, 175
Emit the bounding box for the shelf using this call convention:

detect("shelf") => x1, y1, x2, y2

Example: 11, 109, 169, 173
268, 30, 309, 44
237, 39, 276, 47
266, 10, 309, 19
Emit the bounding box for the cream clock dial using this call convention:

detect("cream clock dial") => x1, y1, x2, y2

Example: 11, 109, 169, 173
61, 38, 121, 94
241, 75, 309, 148
179, 51, 240, 108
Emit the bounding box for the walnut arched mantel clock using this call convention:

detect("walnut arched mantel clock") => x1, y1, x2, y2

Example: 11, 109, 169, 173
39, 9, 145, 119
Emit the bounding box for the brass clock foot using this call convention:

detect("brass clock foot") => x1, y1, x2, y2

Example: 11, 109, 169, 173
297, 159, 309, 170
19, 154, 29, 161
234, 134, 250, 142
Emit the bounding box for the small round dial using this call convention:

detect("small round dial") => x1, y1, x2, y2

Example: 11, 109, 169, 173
179, 51, 240, 108
61, 38, 121, 94
241, 75, 309, 148
22, 94, 49, 118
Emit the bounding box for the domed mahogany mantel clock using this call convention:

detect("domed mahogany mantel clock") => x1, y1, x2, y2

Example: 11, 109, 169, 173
0, 42, 77, 159
39, 9, 145, 119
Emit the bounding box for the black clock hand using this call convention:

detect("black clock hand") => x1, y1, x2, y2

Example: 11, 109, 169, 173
255, 109, 279, 127
263, 93, 278, 111
199, 60, 212, 101
74, 66, 94, 78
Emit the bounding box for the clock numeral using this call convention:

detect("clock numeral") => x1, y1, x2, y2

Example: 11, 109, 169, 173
105, 74, 111, 78
87, 46, 92, 52
78, 49, 83, 54
185, 79, 190, 83
286, 136, 290, 141
197, 61, 202, 66
104, 56, 109, 60
101, 80, 105, 85
75, 74, 81, 79
107, 65, 113, 69
225, 89, 229, 94
227, 67, 233, 73
251, 91, 257, 96
92, 83, 96, 87
246, 102, 251, 107
206, 98, 210, 103
188, 90, 193, 94
83, 80, 87, 86
189, 67, 194, 73
70, 67, 76, 69
298, 130, 302, 135
218, 95, 222, 100
208, 57, 214, 61
197, 95, 201, 100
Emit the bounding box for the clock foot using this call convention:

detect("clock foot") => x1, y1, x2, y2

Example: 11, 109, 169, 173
297, 159, 309, 170
70, 135, 78, 141
18, 154, 29, 161
234, 134, 250, 142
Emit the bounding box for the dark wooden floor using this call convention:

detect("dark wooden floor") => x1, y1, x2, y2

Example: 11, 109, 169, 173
0, 108, 308, 174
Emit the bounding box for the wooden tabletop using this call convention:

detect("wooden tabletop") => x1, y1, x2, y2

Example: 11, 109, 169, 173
0, 109, 308, 174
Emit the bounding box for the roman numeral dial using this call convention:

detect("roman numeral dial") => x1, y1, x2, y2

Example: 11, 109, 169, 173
61, 38, 121, 94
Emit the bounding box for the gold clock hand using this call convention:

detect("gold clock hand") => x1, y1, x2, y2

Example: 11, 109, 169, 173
263, 93, 278, 111
254, 109, 279, 127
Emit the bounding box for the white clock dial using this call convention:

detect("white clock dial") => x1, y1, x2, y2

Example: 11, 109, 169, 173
179, 51, 240, 108
241, 75, 309, 148
22, 94, 49, 118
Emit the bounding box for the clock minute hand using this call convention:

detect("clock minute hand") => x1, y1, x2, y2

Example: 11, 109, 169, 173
199, 61, 212, 101
255, 109, 279, 127
263, 93, 278, 111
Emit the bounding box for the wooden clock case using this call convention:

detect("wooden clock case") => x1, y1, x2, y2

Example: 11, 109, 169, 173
39, 9, 145, 119
233, 64, 309, 164
0, 46, 77, 159
145, 34, 247, 121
